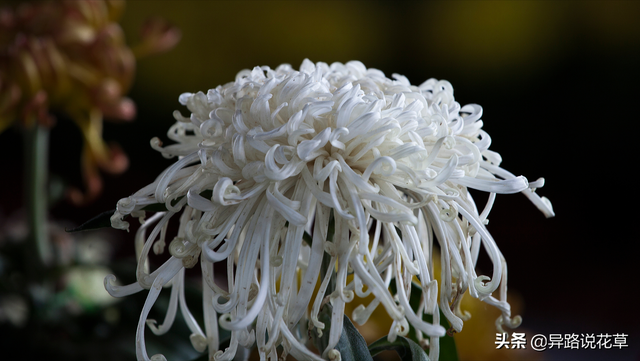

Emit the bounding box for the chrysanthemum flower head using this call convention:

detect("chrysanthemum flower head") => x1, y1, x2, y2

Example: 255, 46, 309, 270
108, 59, 553, 361
0, 0, 180, 204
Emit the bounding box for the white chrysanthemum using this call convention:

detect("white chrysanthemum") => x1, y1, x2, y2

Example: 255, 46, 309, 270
107, 59, 554, 361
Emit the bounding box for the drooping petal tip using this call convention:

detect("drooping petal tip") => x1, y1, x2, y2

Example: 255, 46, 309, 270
108, 59, 553, 361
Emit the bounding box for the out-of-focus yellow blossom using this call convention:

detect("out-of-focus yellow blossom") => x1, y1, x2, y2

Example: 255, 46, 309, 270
345, 253, 542, 361
0, 0, 180, 204
453, 290, 541, 361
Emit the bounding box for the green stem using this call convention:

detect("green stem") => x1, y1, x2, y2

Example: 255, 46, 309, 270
24, 122, 52, 271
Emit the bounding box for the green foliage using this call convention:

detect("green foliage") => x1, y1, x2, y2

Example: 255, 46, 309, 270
310, 299, 455, 361
389, 280, 459, 361
309, 302, 332, 354
337, 310, 375, 361
369, 336, 430, 361
310, 303, 374, 361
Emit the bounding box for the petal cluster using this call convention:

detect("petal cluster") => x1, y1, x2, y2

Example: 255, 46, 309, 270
109, 59, 553, 361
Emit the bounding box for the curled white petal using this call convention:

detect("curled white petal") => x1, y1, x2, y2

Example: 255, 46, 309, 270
110, 59, 553, 361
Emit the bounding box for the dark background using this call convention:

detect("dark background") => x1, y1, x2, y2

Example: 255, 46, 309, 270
1, 1, 638, 360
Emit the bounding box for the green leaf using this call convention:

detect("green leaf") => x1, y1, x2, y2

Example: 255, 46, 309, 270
67, 190, 216, 233
369, 336, 430, 361
65, 209, 116, 232
389, 280, 459, 361
309, 302, 333, 356
335, 307, 374, 361
438, 324, 459, 361
310, 303, 373, 361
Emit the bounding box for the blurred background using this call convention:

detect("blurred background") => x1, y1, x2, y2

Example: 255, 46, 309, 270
1, 1, 638, 360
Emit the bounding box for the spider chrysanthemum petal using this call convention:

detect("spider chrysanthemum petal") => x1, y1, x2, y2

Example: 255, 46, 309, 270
108, 59, 553, 361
